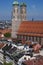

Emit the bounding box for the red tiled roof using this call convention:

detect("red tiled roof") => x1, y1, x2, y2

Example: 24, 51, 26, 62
0, 29, 11, 34
17, 21, 43, 37
23, 55, 43, 65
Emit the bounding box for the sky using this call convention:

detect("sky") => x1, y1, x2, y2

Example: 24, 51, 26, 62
0, 0, 43, 20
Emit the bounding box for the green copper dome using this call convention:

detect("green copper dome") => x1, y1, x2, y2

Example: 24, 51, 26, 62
20, 3, 26, 7
13, 1, 19, 6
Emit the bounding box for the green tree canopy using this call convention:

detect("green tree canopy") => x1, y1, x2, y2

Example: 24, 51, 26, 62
4, 33, 11, 38
3, 62, 12, 65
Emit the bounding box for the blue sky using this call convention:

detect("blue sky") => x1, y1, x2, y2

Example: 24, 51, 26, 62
0, 0, 43, 20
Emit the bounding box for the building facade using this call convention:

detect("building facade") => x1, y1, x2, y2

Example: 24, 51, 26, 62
17, 21, 43, 45
11, 1, 43, 45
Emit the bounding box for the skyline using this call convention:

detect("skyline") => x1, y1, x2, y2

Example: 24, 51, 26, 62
0, 0, 43, 20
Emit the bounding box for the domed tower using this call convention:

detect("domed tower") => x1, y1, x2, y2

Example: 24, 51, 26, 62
12, 0, 20, 38
20, 3, 27, 21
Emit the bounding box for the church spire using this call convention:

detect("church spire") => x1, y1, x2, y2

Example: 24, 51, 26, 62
13, 0, 19, 6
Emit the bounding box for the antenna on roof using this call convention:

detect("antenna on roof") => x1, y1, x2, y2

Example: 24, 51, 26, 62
32, 18, 34, 21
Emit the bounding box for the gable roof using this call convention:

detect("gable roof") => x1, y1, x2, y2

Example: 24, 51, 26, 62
17, 21, 43, 37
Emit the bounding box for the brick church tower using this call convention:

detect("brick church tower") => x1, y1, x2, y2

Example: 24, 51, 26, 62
12, 0, 27, 38
20, 3, 27, 21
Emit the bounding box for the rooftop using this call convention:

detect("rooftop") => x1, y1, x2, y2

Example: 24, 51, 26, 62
17, 21, 43, 37
23, 55, 43, 65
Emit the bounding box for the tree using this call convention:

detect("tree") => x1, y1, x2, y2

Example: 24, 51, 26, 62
4, 33, 11, 38
3, 62, 12, 65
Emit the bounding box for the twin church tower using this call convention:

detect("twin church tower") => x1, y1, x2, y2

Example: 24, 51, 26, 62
12, 0, 27, 38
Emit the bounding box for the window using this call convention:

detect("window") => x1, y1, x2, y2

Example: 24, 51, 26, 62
32, 37, 34, 41
26, 36, 28, 41
24, 57, 26, 60
18, 35, 20, 39
14, 9, 15, 12
39, 37, 41, 44
36, 36, 38, 41
20, 35, 22, 39
23, 35, 25, 39
17, 35, 19, 39
29, 36, 31, 41
13, 16, 15, 18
